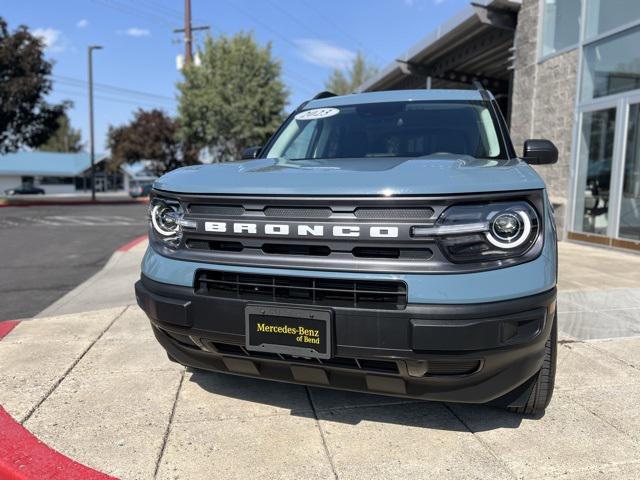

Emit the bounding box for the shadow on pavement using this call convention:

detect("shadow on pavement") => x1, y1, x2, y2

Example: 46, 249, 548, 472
188, 369, 532, 431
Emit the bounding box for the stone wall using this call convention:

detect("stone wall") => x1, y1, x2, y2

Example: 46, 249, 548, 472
510, 0, 579, 236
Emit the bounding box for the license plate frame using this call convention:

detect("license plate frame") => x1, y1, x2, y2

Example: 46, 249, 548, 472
245, 305, 332, 359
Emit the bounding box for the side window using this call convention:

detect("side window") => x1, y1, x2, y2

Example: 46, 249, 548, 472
540, 0, 582, 57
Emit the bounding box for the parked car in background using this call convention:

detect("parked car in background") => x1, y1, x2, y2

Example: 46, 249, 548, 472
4, 185, 46, 196
129, 181, 154, 198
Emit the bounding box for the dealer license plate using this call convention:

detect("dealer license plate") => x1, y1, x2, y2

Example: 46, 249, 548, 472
245, 305, 332, 359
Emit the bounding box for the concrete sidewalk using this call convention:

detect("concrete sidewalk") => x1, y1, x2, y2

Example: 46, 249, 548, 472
1, 306, 639, 479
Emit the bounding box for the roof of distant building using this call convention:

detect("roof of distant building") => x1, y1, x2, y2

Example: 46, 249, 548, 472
0, 151, 108, 177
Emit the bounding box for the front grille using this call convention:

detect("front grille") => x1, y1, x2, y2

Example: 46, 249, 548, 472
354, 207, 434, 219
195, 270, 407, 310
186, 240, 432, 261
188, 204, 245, 216
154, 191, 543, 274
186, 239, 244, 252
262, 243, 331, 256
352, 247, 433, 260
264, 207, 332, 218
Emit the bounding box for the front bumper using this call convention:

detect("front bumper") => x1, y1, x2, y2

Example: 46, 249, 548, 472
135, 274, 556, 405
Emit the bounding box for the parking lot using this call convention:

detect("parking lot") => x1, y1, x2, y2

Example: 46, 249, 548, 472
0, 203, 147, 320
1, 240, 640, 479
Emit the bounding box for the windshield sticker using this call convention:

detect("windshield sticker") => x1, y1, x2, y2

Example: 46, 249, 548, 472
295, 108, 340, 121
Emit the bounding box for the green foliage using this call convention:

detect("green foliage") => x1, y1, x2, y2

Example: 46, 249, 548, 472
107, 109, 196, 174
177, 32, 288, 162
39, 112, 83, 153
0, 17, 66, 154
325, 51, 378, 95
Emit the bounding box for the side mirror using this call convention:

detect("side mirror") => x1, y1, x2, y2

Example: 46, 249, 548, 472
522, 139, 558, 165
241, 146, 262, 160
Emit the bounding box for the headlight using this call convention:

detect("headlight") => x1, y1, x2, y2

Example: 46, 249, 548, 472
149, 197, 184, 247
412, 201, 540, 263
487, 210, 531, 249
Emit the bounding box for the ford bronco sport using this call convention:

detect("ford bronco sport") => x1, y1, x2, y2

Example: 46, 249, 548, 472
135, 88, 559, 414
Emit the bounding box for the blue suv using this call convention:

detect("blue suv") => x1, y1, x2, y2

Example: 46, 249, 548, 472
135, 89, 559, 414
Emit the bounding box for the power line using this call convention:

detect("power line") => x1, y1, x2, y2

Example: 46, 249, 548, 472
220, 0, 321, 89
282, 75, 318, 97
298, 0, 384, 64
91, 0, 176, 27
263, 0, 330, 41
52, 75, 176, 103
53, 87, 175, 109
137, 0, 210, 28
95, 0, 319, 99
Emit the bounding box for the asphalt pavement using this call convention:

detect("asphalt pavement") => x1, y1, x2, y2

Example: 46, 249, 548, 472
0, 203, 148, 321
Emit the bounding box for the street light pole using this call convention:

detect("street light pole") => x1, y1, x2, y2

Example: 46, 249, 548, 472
88, 45, 103, 201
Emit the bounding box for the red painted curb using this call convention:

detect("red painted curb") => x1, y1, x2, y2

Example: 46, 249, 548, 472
0, 407, 117, 480
117, 234, 148, 252
0, 321, 20, 341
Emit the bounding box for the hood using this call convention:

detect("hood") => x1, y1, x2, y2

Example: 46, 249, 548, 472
154, 155, 545, 196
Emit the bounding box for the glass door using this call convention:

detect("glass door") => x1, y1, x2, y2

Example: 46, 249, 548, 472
573, 107, 618, 236
618, 98, 640, 241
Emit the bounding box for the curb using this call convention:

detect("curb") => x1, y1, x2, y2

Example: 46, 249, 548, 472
0, 198, 148, 208
0, 407, 117, 480
116, 234, 148, 252
0, 237, 147, 478
0, 321, 20, 341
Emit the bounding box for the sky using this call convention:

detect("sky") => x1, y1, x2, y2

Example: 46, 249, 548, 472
3, 0, 470, 152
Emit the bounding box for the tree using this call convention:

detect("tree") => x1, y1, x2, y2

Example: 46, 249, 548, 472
0, 17, 66, 154
40, 112, 83, 152
177, 32, 288, 162
107, 109, 196, 174
325, 51, 378, 95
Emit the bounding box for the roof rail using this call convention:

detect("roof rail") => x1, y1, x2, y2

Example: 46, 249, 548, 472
472, 79, 491, 101
472, 79, 485, 91
312, 91, 337, 100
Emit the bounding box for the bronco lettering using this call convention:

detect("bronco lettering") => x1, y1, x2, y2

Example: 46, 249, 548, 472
203, 221, 399, 238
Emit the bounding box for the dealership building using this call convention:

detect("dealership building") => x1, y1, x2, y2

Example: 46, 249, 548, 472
360, 0, 640, 251
0, 152, 156, 195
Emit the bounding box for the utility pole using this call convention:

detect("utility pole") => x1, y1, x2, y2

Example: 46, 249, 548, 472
88, 45, 103, 201
184, 0, 192, 65
174, 0, 209, 68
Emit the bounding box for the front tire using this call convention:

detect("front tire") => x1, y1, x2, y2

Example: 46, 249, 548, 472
508, 314, 557, 415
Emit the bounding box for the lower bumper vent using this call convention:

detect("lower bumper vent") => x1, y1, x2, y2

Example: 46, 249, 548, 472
195, 270, 408, 310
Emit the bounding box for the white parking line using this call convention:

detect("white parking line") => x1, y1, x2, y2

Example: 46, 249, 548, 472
0, 216, 144, 227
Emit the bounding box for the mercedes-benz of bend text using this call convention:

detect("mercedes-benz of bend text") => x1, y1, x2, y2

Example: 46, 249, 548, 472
136, 88, 559, 414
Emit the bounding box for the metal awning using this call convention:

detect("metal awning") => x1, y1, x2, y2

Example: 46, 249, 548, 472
359, 0, 521, 94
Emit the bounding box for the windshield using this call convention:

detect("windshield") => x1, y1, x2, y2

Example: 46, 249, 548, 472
265, 100, 506, 160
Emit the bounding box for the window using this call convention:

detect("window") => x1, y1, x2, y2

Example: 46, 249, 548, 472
39, 176, 74, 185
581, 26, 640, 100
574, 108, 617, 235
266, 101, 505, 161
620, 103, 640, 240
585, 0, 640, 38
540, 0, 581, 57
